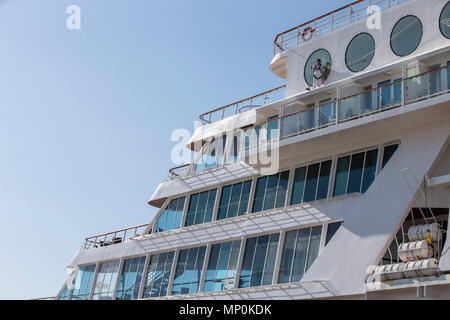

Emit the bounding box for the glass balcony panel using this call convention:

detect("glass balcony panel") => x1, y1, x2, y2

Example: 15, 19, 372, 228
281, 114, 299, 138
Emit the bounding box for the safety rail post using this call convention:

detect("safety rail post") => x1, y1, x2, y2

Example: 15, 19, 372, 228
336, 86, 340, 125
402, 65, 406, 106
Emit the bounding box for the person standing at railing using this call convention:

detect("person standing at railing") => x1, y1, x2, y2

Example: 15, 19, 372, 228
310, 59, 325, 89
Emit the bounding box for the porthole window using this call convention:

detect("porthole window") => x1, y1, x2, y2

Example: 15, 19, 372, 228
390, 15, 423, 57
440, 1, 450, 39
345, 33, 375, 72
304, 49, 332, 87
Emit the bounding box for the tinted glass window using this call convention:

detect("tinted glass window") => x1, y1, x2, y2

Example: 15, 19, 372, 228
156, 197, 185, 233
142, 251, 175, 298
71, 264, 96, 300
390, 16, 422, 57
238, 233, 280, 288
116, 256, 146, 300
203, 240, 241, 292
325, 221, 343, 245
304, 49, 332, 86
279, 226, 323, 283
382, 144, 399, 169
92, 260, 121, 300
218, 181, 252, 220
171, 246, 206, 296
346, 33, 375, 72
440, 2, 450, 39
252, 171, 290, 213
185, 189, 217, 226
334, 149, 379, 196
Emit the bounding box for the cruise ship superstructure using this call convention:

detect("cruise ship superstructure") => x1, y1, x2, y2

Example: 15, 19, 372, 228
55, 0, 450, 300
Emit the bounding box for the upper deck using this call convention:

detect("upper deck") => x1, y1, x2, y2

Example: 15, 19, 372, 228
193, 0, 449, 144
272, 0, 410, 56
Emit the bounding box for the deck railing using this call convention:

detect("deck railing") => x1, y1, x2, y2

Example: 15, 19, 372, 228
273, 0, 409, 55
244, 65, 450, 147
167, 163, 190, 181
83, 223, 150, 250
199, 85, 286, 125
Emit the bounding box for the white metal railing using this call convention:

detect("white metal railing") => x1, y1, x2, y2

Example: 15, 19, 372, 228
82, 224, 150, 250
199, 85, 286, 125
243, 65, 450, 149
273, 0, 410, 55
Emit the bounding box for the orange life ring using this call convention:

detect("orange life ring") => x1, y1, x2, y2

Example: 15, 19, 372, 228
302, 27, 314, 41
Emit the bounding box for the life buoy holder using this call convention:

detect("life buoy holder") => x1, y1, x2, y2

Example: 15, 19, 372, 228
301, 27, 315, 42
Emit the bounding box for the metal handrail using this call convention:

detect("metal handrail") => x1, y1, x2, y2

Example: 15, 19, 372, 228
243, 64, 449, 145
199, 85, 286, 125
83, 223, 150, 250
273, 0, 409, 55
168, 163, 190, 180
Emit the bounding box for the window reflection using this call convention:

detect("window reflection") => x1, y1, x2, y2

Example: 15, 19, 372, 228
142, 251, 175, 298
71, 264, 96, 300
171, 246, 207, 295
238, 233, 279, 288
203, 240, 241, 292
156, 197, 185, 233
279, 226, 322, 283
185, 189, 217, 226
116, 256, 146, 300
92, 260, 120, 300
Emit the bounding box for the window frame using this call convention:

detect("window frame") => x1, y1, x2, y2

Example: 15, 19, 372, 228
439, 1, 450, 39
390, 15, 423, 57
304, 48, 332, 87
289, 158, 333, 206
217, 179, 253, 220
345, 32, 376, 73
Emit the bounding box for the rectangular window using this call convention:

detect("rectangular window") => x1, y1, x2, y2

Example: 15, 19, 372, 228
267, 115, 279, 141
217, 180, 252, 220
325, 221, 343, 245
92, 260, 121, 300
361, 149, 378, 193
171, 246, 207, 296
333, 149, 379, 196
203, 240, 241, 292
71, 264, 96, 300
290, 160, 331, 205
278, 226, 322, 284
238, 233, 279, 288
185, 189, 217, 226
252, 171, 290, 213
142, 251, 175, 298
382, 143, 399, 169
58, 285, 70, 300
116, 256, 146, 300
346, 152, 365, 193
156, 197, 185, 233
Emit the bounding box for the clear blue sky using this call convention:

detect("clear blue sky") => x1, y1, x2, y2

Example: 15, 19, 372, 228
0, 0, 350, 299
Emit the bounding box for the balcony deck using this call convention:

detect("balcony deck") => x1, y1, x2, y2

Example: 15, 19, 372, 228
199, 85, 286, 125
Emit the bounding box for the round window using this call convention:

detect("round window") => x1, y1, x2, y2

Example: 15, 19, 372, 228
390, 15, 423, 57
345, 33, 375, 72
439, 1, 450, 39
304, 49, 332, 87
